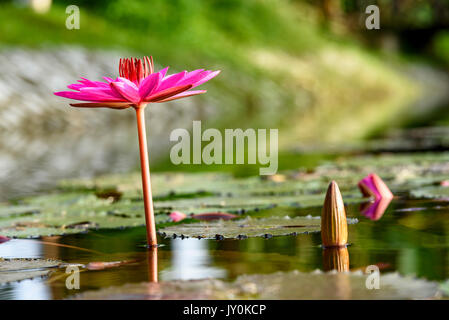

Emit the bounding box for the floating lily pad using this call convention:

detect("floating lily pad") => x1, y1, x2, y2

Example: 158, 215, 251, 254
71, 270, 440, 300
158, 215, 358, 240
0, 171, 363, 238
0, 258, 62, 285
5, 152, 449, 238
0, 205, 39, 218
0, 193, 170, 238
410, 186, 449, 200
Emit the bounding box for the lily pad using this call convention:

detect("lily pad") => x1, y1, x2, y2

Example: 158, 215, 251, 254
6, 152, 449, 238
0, 205, 39, 218
0, 175, 362, 238
70, 270, 440, 300
410, 186, 449, 200
0, 193, 170, 238
0, 258, 62, 285
158, 215, 358, 240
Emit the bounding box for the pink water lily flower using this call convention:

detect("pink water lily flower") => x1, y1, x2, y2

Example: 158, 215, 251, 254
55, 57, 220, 109
55, 56, 220, 247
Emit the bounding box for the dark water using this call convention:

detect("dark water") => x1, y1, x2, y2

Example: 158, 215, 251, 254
0, 198, 448, 299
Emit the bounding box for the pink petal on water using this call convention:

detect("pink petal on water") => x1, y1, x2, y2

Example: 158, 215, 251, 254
86, 260, 136, 270
358, 174, 380, 198
0, 235, 10, 243
358, 173, 393, 200
441, 180, 449, 187
371, 173, 394, 199
169, 211, 187, 222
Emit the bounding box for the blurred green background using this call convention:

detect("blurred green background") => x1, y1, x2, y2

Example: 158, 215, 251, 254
1, 0, 449, 198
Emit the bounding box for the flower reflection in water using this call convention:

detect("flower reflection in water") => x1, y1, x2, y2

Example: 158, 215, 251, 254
360, 197, 392, 221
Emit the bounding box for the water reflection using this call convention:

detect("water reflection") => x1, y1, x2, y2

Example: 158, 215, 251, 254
12, 279, 51, 300
322, 247, 350, 272
160, 239, 226, 281
147, 247, 158, 283
0, 199, 449, 299
0, 239, 44, 258
359, 197, 392, 221
0, 239, 52, 300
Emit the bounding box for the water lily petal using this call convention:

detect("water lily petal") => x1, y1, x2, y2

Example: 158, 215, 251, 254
139, 72, 162, 98
110, 79, 141, 104
78, 77, 109, 88
54, 90, 125, 102
70, 102, 132, 109
157, 71, 187, 91
177, 69, 208, 86
145, 84, 192, 102
190, 70, 221, 88
80, 87, 125, 100
67, 84, 86, 91
103, 77, 116, 83
155, 90, 206, 103
159, 67, 169, 78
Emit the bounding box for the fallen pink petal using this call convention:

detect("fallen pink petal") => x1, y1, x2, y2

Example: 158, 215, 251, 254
169, 211, 187, 222
86, 260, 137, 271
0, 235, 10, 244
358, 173, 394, 200
440, 180, 449, 187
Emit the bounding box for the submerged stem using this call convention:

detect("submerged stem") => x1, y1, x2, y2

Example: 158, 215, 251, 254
135, 107, 157, 247
148, 246, 158, 283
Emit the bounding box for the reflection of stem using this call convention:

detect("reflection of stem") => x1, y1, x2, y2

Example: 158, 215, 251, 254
135, 107, 157, 247
322, 247, 349, 272
33, 239, 103, 255
323, 247, 351, 299
147, 247, 158, 283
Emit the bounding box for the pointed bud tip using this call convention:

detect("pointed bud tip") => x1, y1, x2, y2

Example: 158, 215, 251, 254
322, 180, 348, 248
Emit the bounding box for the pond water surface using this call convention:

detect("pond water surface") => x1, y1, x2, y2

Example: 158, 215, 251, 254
0, 198, 448, 299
